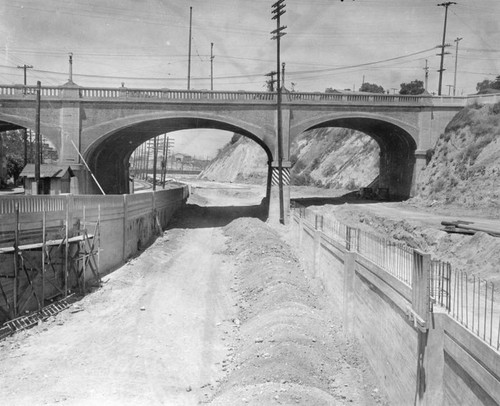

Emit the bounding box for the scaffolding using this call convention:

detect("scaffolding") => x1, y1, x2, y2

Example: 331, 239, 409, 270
0, 205, 101, 323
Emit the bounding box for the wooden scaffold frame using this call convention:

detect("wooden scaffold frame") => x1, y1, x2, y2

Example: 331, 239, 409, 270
0, 203, 101, 325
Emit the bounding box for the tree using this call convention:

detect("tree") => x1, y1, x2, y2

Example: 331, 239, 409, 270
1, 130, 25, 183
359, 82, 385, 94
399, 80, 425, 95
476, 77, 500, 94
0, 130, 58, 185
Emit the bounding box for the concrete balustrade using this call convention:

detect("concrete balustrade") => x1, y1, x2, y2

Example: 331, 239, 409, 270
0, 84, 479, 106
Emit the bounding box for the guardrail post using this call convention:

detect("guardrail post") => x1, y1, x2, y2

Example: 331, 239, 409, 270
343, 239, 357, 336
411, 250, 431, 331
346, 226, 357, 251
313, 219, 321, 278
123, 194, 128, 261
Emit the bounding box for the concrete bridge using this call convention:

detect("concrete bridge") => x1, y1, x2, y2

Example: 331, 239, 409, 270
0, 83, 469, 212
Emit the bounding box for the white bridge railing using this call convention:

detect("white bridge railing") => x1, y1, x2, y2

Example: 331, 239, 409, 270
0, 84, 471, 106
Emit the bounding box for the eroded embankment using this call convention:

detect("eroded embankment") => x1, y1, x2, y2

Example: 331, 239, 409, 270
209, 218, 387, 405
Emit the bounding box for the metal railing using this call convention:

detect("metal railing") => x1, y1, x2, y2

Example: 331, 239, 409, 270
293, 205, 500, 350
357, 229, 414, 286
431, 261, 500, 351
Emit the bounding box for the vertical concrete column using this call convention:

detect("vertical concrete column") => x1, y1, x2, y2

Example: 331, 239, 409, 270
312, 216, 322, 278
268, 107, 292, 223
59, 84, 85, 194
412, 250, 431, 327
411, 150, 428, 197
59, 86, 81, 165
298, 214, 304, 246
267, 164, 291, 223
343, 250, 356, 336
123, 194, 128, 261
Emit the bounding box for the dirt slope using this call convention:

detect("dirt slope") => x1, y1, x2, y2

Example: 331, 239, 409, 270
209, 217, 386, 405
200, 129, 379, 190
412, 101, 500, 216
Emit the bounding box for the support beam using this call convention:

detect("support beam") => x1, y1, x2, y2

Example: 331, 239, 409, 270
268, 164, 290, 224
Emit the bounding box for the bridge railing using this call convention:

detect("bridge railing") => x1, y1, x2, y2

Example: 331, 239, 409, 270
0, 85, 61, 97
0, 84, 469, 106
285, 91, 427, 104
79, 87, 277, 101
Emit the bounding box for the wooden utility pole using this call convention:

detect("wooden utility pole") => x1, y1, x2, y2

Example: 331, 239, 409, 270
453, 37, 463, 96
17, 64, 33, 93
271, 0, 287, 224
187, 7, 193, 90
152, 136, 158, 191
34, 81, 41, 194
437, 2, 456, 96
210, 42, 214, 91
18, 64, 33, 164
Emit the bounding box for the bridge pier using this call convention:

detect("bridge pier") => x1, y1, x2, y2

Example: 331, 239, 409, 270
267, 165, 291, 224
379, 146, 416, 200
411, 149, 429, 196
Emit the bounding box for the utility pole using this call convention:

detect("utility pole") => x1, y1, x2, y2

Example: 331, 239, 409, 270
265, 71, 277, 91
453, 37, 463, 96
210, 42, 215, 91
271, 0, 287, 224
17, 64, 33, 93
152, 136, 158, 191
187, 6, 193, 90
437, 2, 456, 96
282, 62, 286, 89
144, 142, 150, 180
423, 59, 429, 91
35, 81, 41, 194
68, 52, 73, 83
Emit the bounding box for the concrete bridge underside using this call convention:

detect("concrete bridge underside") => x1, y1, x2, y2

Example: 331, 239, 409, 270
300, 116, 417, 199
87, 117, 274, 195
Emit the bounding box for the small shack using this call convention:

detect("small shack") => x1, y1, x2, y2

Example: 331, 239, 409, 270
20, 164, 74, 195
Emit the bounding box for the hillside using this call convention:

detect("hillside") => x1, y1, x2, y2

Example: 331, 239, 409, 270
411, 101, 500, 216
200, 129, 379, 190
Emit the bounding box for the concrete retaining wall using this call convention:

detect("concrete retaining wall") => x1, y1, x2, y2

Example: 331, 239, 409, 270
291, 212, 500, 405
0, 186, 188, 321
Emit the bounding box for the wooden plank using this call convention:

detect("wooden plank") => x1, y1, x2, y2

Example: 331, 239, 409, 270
0, 235, 94, 253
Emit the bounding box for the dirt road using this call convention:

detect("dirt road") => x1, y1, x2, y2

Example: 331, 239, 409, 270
0, 181, 386, 405
0, 223, 239, 405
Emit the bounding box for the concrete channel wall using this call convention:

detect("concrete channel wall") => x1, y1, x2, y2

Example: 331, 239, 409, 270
0, 186, 188, 322
291, 211, 500, 405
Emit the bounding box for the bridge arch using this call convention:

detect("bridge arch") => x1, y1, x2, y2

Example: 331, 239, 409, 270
292, 112, 418, 199
82, 113, 274, 194
0, 112, 61, 151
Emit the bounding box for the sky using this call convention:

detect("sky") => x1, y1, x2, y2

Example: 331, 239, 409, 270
0, 0, 499, 157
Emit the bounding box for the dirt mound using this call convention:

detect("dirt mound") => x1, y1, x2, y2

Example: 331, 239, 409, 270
208, 218, 387, 405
